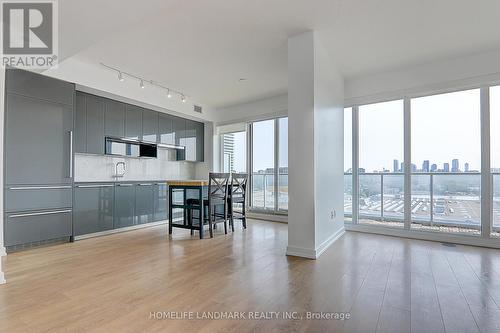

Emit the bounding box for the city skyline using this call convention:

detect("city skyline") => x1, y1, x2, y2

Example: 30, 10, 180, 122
345, 157, 479, 173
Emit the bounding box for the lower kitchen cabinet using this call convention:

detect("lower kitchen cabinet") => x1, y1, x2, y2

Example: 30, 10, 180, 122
114, 184, 136, 228
73, 184, 114, 236
154, 183, 168, 221
135, 183, 155, 224
5, 209, 72, 247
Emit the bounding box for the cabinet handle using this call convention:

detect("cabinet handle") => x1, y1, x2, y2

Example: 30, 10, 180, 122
117, 184, 134, 187
8, 186, 72, 190
69, 130, 73, 178
75, 184, 114, 188
138, 183, 153, 186
9, 209, 72, 218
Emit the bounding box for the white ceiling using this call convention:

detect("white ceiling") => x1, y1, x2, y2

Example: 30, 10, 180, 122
59, 0, 500, 108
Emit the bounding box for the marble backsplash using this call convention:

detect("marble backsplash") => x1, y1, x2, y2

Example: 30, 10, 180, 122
74, 148, 196, 182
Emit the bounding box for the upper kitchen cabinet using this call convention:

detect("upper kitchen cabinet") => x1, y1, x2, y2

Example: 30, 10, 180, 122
172, 116, 186, 146
6, 68, 74, 106
104, 100, 125, 138
5, 69, 75, 185
142, 109, 159, 143
184, 120, 197, 161
125, 104, 143, 140
158, 113, 174, 145
195, 121, 205, 162
75, 92, 105, 155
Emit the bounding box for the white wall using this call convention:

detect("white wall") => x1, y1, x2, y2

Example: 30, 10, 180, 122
313, 32, 345, 251
345, 48, 500, 106
213, 93, 287, 125
287, 31, 316, 255
286, 31, 345, 259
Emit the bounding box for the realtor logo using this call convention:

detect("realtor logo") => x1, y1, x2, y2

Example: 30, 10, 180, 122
1, 0, 58, 68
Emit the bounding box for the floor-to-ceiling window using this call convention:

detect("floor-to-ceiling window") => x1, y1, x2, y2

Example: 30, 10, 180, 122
490, 86, 500, 238
250, 117, 288, 214
344, 107, 353, 222
358, 100, 404, 227
411, 89, 481, 235
222, 131, 247, 173
345, 85, 497, 243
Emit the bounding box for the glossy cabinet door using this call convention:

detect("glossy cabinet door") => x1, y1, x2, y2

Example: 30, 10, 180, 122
135, 183, 155, 224
73, 184, 114, 236
5, 93, 74, 185
142, 109, 159, 143
114, 184, 136, 228
125, 104, 142, 140
158, 113, 174, 145
104, 100, 125, 138
184, 120, 197, 161
195, 121, 205, 162
173, 117, 186, 160
86, 94, 106, 154
74, 93, 87, 153
154, 183, 168, 221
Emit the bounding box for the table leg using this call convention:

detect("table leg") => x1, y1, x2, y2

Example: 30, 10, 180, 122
199, 187, 204, 239
168, 186, 173, 235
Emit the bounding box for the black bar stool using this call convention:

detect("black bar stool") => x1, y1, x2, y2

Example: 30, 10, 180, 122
228, 173, 248, 231
187, 173, 230, 237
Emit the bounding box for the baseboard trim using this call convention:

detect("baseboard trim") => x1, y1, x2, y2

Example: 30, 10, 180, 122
344, 223, 500, 249
247, 212, 288, 223
74, 221, 167, 240
315, 227, 345, 258
286, 227, 346, 259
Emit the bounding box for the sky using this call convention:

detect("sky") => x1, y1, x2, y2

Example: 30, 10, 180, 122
345, 88, 488, 172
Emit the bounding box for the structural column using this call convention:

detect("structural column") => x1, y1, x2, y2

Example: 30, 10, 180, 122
286, 31, 345, 259
0, 68, 6, 283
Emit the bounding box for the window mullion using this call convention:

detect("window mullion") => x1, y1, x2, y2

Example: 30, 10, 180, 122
481, 87, 492, 238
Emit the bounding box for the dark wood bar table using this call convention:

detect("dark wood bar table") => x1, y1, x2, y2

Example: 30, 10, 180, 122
167, 180, 209, 239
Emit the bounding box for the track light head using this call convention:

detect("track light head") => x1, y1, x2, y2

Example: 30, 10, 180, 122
140, 80, 145, 89
167, 89, 172, 99
118, 72, 124, 82
181, 95, 186, 103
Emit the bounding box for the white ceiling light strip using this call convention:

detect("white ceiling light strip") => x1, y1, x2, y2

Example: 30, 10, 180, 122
100, 62, 187, 103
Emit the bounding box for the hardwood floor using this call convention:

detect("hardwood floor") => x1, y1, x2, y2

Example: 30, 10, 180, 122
1, 220, 500, 332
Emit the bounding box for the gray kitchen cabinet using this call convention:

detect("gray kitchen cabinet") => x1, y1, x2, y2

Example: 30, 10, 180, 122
195, 121, 205, 162
5, 93, 74, 185
125, 104, 142, 140
6, 186, 72, 213
105, 100, 125, 138
142, 110, 159, 143
135, 183, 155, 224
184, 120, 197, 161
74, 184, 114, 236
173, 117, 186, 160
75, 93, 87, 153
85, 94, 106, 154
154, 183, 168, 221
6, 68, 74, 106
114, 184, 136, 228
158, 113, 174, 145
5, 209, 72, 247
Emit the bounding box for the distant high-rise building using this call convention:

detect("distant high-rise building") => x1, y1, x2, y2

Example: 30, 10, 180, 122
393, 159, 399, 173
422, 160, 430, 172
444, 163, 450, 172
431, 164, 437, 172
400, 162, 404, 172
411, 164, 417, 172
465, 162, 470, 172
452, 159, 459, 172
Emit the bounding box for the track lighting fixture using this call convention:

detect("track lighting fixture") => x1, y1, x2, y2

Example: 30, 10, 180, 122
101, 63, 187, 103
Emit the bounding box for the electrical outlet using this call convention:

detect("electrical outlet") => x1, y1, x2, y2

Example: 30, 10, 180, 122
330, 210, 336, 220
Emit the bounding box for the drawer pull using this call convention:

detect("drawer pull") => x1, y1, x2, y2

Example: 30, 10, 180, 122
117, 184, 134, 187
138, 183, 153, 186
76, 185, 114, 188
9, 186, 72, 190
9, 209, 72, 218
